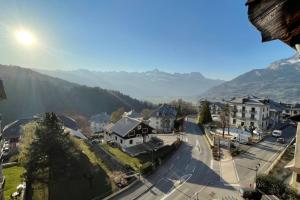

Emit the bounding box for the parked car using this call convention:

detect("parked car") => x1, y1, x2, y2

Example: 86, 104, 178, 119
272, 130, 282, 137
277, 137, 285, 144
239, 188, 262, 199
2, 147, 10, 157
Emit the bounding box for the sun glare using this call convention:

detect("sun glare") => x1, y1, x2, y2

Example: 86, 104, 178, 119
15, 30, 35, 46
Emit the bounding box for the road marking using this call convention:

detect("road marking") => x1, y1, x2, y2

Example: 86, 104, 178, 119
210, 160, 214, 169
161, 174, 192, 200
224, 183, 240, 187
232, 160, 240, 182
192, 166, 196, 173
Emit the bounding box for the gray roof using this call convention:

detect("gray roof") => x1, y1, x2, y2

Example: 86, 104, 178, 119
268, 100, 284, 112
2, 118, 34, 139
229, 95, 269, 106
0, 80, 6, 101
112, 117, 141, 137
151, 104, 177, 118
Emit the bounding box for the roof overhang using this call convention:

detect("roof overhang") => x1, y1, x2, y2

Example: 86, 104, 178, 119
290, 114, 300, 122
246, 0, 300, 52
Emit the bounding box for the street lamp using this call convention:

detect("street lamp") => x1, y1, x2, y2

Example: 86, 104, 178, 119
255, 163, 260, 186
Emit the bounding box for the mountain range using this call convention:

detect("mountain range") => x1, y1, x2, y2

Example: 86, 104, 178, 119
0, 65, 151, 125
202, 54, 300, 103
36, 69, 224, 102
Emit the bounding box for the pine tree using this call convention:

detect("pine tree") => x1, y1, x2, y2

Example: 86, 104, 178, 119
198, 101, 212, 125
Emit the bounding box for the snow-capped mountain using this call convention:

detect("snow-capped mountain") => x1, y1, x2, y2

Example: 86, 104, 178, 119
202, 54, 300, 103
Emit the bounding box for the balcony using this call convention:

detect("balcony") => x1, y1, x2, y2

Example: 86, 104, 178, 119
249, 110, 257, 114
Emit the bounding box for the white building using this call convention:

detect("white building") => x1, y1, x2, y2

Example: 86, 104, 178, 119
149, 104, 177, 133
105, 117, 154, 149
229, 96, 270, 131
89, 112, 110, 133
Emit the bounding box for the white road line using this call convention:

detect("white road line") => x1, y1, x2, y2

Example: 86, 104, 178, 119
192, 166, 196, 173
161, 174, 192, 200
232, 160, 240, 182
224, 183, 240, 187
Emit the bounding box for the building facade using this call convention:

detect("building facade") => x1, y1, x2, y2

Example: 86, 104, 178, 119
107, 117, 154, 149
149, 104, 177, 133
229, 96, 270, 131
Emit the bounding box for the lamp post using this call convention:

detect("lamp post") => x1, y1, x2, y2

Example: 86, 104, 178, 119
255, 163, 260, 187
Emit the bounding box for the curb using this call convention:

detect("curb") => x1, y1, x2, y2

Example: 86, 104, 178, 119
264, 137, 295, 175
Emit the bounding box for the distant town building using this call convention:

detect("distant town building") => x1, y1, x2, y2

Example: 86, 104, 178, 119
107, 117, 154, 149
149, 104, 177, 133
122, 110, 142, 120
229, 96, 270, 131
89, 112, 110, 133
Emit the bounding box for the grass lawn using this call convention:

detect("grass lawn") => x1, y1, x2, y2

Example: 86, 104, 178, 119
100, 143, 142, 171
3, 165, 25, 199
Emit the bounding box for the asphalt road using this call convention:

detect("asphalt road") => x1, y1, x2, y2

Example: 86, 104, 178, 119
234, 125, 296, 188
111, 118, 241, 200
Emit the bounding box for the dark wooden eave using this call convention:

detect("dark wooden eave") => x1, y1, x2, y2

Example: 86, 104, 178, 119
290, 114, 300, 122
246, 0, 300, 49
0, 80, 6, 100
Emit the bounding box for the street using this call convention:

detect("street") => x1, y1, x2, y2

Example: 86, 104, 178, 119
234, 125, 296, 188
110, 118, 241, 200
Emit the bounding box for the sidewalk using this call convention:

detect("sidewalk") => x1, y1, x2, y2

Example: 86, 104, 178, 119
220, 149, 239, 185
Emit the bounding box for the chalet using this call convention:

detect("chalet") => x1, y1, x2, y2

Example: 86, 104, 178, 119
149, 104, 177, 133
109, 117, 154, 149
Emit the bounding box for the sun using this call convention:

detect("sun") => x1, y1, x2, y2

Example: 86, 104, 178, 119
15, 30, 35, 46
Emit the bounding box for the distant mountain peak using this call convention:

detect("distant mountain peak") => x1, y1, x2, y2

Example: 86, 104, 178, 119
268, 54, 300, 70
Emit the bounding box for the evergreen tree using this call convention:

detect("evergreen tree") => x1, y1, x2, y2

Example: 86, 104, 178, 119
198, 101, 212, 124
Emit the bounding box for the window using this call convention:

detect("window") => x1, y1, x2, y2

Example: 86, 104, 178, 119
297, 174, 300, 183
142, 128, 148, 134
251, 107, 255, 112
242, 106, 245, 111
251, 114, 255, 120
250, 122, 254, 126
120, 139, 123, 144
241, 122, 244, 126
128, 130, 135, 137
233, 119, 236, 124
242, 113, 245, 118
137, 125, 142, 130
137, 134, 141, 137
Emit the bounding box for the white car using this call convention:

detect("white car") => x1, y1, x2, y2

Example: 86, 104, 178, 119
272, 130, 282, 137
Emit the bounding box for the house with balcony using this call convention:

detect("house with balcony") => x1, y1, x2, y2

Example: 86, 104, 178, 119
149, 104, 177, 133
229, 96, 270, 131
108, 117, 154, 149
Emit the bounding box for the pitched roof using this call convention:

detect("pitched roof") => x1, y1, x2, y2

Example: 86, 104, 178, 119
0, 80, 6, 101
229, 95, 268, 106
2, 118, 34, 139
151, 104, 177, 118
112, 117, 141, 137
89, 112, 110, 123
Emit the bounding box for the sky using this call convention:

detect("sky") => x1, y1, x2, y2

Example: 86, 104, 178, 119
0, 0, 296, 80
